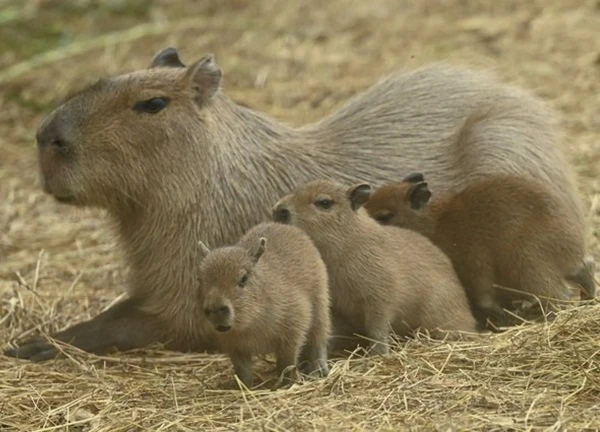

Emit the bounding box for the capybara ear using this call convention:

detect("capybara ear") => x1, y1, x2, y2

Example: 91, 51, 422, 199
347, 183, 372, 211
403, 172, 425, 184
249, 237, 267, 264
198, 240, 211, 257
408, 182, 431, 210
183, 53, 222, 104
148, 47, 186, 69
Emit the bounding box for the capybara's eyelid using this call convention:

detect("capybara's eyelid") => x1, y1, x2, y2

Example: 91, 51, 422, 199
132, 96, 170, 114
314, 198, 334, 209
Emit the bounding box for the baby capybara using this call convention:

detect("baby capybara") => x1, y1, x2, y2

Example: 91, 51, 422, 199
364, 173, 596, 327
198, 222, 331, 388
273, 180, 478, 355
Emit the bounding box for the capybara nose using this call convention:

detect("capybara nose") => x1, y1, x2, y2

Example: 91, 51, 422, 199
204, 305, 231, 320
272, 205, 291, 224
36, 119, 70, 152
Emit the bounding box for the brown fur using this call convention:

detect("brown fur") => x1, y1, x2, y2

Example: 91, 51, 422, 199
197, 222, 331, 388
273, 180, 478, 355
364, 171, 595, 327
7, 47, 585, 360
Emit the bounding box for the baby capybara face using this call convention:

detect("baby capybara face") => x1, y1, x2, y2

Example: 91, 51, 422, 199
364, 173, 432, 226
199, 239, 266, 333
272, 180, 372, 232
34, 48, 221, 209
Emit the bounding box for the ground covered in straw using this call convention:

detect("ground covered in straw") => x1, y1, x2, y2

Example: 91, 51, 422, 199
1, 0, 599, 430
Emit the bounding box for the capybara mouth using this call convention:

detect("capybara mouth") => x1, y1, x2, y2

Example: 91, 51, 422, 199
54, 195, 77, 204
216, 325, 232, 332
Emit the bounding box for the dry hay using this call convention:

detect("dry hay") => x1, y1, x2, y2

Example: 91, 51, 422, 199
1, 0, 600, 430
1, 307, 599, 431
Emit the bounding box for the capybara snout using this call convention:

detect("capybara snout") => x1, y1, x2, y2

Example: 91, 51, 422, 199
203, 301, 234, 332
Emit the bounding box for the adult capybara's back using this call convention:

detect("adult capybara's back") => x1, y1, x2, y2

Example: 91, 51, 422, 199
7, 47, 586, 361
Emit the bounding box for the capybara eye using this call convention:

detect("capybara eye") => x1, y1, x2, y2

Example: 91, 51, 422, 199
314, 199, 333, 210
133, 97, 170, 114
238, 273, 249, 287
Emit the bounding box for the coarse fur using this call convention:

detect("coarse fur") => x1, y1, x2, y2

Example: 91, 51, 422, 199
197, 222, 330, 389
364, 118, 595, 326
273, 180, 478, 355
6, 47, 584, 360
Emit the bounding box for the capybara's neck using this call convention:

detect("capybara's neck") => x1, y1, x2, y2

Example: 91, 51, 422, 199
116, 208, 203, 340
111, 95, 334, 331
310, 211, 390, 260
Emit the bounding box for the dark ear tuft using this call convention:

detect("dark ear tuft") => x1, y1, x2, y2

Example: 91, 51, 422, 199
409, 182, 431, 210
348, 183, 372, 211
149, 47, 186, 69
250, 237, 267, 264
184, 53, 222, 104
403, 172, 425, 184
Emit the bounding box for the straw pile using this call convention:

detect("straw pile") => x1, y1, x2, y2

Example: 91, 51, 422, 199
1, 0, 599, 430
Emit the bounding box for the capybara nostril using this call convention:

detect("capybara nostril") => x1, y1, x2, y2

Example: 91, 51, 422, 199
204, 304, 231, 318
36, 120, 70, 153
217, 305, 231, 317
273, 205, 291, 224
51, 139, 69, 150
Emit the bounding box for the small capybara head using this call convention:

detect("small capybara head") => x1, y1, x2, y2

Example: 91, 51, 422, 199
364, 173, 432, 226
272, 179, 372, 234
34, 47, 222, 210
198, 238, 267, 333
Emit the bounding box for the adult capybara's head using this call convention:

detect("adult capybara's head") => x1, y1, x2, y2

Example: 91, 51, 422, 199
272, 179, 372, 240
364, 172, 432, 226
198, 238, 267, 334
34, 47, 222, 210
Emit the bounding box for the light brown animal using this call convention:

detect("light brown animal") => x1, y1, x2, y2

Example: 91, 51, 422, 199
197, 222, 330, 388
6, 47, 585, 361
272, 180, 478, 354
364, 172, 596, 327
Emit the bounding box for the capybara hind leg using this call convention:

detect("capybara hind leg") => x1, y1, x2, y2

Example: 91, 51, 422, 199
299, 342, 329, 378
328, 313, 368, 354
465, 275, 510, 329
567, 259, 597, 300
456, 259, 510, 329
364, 313, 390, 356
475, 295, 511, 329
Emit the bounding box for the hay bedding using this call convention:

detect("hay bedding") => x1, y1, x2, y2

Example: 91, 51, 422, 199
0, 308, 599, 430
1, 0, 600, 430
